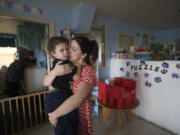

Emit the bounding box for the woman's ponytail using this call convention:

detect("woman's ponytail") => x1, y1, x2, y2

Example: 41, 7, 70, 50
90, 40, 99, 63
72, 36, 99, 66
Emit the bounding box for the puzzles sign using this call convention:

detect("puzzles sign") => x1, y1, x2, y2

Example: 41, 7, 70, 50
130, 64, 168, 74
0, 0, 44, 15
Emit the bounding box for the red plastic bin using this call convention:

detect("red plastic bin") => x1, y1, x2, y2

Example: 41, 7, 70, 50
114, 77, 123, 86
108, 85, 123, 110
98, 82, 109, 104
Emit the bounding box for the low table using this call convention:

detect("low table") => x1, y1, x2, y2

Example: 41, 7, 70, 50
98, 99, 139, 128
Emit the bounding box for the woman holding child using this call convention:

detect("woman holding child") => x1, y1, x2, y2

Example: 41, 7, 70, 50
44, 36, 99, 135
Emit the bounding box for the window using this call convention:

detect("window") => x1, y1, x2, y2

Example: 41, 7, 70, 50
0, 34, 17, 66
0, 47, 17, 65
118, 33, 136, 53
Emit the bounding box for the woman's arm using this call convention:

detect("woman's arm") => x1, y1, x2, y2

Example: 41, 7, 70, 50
49, 82, 93, 119
48, 66, 97, 126
43, 61, 72, 86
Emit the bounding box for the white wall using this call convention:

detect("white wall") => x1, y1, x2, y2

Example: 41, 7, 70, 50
111, 59, 180, 134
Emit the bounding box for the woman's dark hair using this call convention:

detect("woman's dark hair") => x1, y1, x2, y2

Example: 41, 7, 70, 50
47, 36, 69, 56
72, 36, 99, 65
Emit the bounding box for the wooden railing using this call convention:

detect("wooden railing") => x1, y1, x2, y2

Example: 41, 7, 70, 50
0, 90, 49, 135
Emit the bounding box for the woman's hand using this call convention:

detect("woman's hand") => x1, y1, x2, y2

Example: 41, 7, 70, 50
44, 61, 72, 86
52, 61, 72, 76
48, 112, 58, 127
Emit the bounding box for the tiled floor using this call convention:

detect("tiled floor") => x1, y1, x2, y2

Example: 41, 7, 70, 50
22, 111, 175, 135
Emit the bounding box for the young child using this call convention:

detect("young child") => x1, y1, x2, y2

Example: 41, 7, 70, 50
45, 36, 78, 135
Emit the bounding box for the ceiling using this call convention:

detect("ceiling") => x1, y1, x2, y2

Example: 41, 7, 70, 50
48, 0, 180, 30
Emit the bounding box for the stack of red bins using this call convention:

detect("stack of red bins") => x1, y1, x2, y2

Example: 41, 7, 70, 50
108, 85, 124, 109
98, 81, 124, 109
114, 77, 136, 108
98, 82, 109, 105
98, 78, 136, 110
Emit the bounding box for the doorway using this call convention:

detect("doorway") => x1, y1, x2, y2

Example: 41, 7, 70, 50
0, 12, 55, 94
0, 11, 55, 70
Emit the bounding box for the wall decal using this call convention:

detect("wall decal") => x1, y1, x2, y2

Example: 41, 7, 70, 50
162, 62, 169, 68
126, 71, 130, 77
134, 72, 138, 77
154, 77, 162, 83
120, 67, 124, 72
0, 0, 44, 15
172, 73, 179, 79
145, 81, 152, 87
144, 73, 150, 78
176, 64, 180, 69
126, 61, 130, 66
131, 64, 168, 74
112, 59, 180, 88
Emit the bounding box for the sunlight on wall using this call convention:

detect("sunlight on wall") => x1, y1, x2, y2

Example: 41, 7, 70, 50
0, 47, 17, 65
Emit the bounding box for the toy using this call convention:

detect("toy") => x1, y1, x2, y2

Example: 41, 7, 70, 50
135, 46, 151, 60
112, 48, 128, 59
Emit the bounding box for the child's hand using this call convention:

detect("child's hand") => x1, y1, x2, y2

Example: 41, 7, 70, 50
48, 112, 58, 127
48, 86, 55, 91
